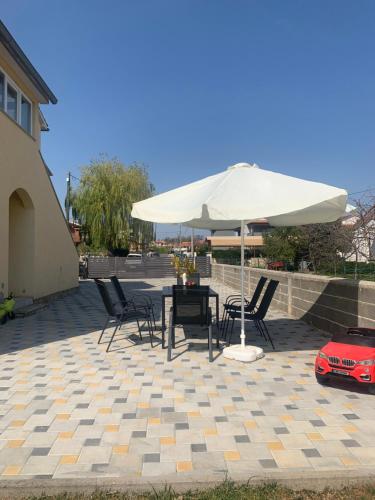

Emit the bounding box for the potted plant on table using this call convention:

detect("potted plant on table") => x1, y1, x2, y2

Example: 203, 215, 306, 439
183, 257, 200, 286
172, 255, 200, 285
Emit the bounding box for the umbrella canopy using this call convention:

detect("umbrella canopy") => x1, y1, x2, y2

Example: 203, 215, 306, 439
132, 163, 348, 230
131, 162, 348, 362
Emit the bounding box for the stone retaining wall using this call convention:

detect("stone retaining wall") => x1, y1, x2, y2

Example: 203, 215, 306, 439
212, 263, 375, 335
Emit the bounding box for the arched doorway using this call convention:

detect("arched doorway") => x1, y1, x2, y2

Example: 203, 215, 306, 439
8, 189, 35, 297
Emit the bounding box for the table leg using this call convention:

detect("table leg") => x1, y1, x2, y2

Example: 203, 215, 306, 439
162, 296, 166, 348
215, 295, 220, 348
216, 296, 219, 327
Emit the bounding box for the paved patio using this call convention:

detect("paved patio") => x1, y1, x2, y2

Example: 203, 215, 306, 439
0, 278, 375, 488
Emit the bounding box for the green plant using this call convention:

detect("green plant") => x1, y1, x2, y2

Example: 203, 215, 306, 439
196, 243, 209, 256
172, 255, 184, 277
263, 226, 306, 266
172, 255, 198, 277
184, 257, 197, 275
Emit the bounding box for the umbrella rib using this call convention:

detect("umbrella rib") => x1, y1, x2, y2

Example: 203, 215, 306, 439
201, 167, 236, 219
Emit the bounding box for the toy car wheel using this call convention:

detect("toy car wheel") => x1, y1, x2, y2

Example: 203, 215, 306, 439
368, 384, 375, 395
316, 373, 329, 385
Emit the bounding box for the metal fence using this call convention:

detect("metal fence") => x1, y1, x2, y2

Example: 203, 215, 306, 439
214, 258, 375, 281
313, 262, 375, 282
86, 255, 211, 279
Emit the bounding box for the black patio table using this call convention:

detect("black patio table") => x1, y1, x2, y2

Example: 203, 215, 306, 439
161, 285, 219, 348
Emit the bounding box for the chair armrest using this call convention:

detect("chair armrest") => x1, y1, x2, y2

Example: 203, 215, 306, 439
119, 299, 149, 316
225, 294, 250, 302
129, 293, 153, 307
224, 294, 242, 303
113, 300, 128, 314
226, 297, 250, 306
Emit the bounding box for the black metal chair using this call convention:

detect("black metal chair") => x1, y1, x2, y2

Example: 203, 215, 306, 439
221, 276, 267, 334
110, 275, 156, 329
168, 285, 217, 362
95, 279, 154, 352
225, 279, 279, 350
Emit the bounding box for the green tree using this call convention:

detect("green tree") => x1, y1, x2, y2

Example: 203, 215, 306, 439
264, 223, 354, 274
72, 156, 154, 252
263, 227, 306, 266
300, 221, 354, 273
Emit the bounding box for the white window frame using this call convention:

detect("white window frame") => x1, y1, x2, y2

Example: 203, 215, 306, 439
0, 69, 5, 111
6, 81, 18, 122
20, 94, 32, 134
0, 64, 33, 135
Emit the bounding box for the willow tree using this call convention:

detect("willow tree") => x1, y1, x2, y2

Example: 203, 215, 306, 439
72, 157, 154, 252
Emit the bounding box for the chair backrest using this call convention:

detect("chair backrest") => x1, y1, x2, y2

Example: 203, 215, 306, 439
246, 276, 267, 311
255, 279, 279, 320
110, 275, 127, 308
172, 285, 210, 326
95, 279, 116, 317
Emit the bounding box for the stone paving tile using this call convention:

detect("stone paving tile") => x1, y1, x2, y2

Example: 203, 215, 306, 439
315, 440, 350, 457
192, 450, 227, 473
21, 455, 60, 476
53, 463, 93, 478
142, 462, 176, 477
259, 458, 278, 469
161, 443, 191, 462
0, 278, 375, 481
205, 435, 237, 452
278, 434, 314, 450
128, 437, 160, 455
307, 456, 346, 470
236, 442, 272, 460
49, 439, 85, 455
77, 446, 112, 464
271, 449, 310, 468
349, 447, 375, 465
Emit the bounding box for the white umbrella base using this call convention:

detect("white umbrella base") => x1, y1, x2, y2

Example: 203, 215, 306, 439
223, 345, 264, 362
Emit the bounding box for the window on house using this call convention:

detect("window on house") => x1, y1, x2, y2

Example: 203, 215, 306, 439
7, 84, 17, 121
0, 65, 33, 134
0, 72, 4, 110
21, 96, 31, 133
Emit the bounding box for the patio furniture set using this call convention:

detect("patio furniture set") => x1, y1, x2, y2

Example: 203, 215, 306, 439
94, 275, 279, 361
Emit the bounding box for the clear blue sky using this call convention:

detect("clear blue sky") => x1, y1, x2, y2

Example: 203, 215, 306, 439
2, 1, 375, 237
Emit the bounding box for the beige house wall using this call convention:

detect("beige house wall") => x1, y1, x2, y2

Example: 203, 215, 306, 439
0, 109, 78, 299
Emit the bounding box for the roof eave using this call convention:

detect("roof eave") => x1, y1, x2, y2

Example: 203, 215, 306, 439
0, 20, 58, 104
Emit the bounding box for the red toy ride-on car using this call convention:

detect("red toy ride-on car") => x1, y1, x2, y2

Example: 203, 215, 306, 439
315, 327, 375, 392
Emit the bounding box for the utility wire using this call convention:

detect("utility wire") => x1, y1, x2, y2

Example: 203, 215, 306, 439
69, 173, 80, 182
348, 187, 375, 196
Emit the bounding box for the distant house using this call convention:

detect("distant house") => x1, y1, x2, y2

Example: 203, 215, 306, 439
342, 205, 375, 263
69, 222, 81, 246
154, 240, 170, 248
0, 20, 78, 299
207, 221, 270, 252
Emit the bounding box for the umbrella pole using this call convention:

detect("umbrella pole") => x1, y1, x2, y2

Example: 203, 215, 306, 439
191, 228, 195, 268
223, 219, 263, 361
240, 220, 245, 348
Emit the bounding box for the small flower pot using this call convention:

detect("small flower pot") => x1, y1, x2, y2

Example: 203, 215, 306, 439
187, 272, 200, 285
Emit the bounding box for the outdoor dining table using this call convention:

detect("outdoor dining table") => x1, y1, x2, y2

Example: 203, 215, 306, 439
160, 285, 220, 348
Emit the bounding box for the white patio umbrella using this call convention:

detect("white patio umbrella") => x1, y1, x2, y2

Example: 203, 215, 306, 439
132, 162, 348, 362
